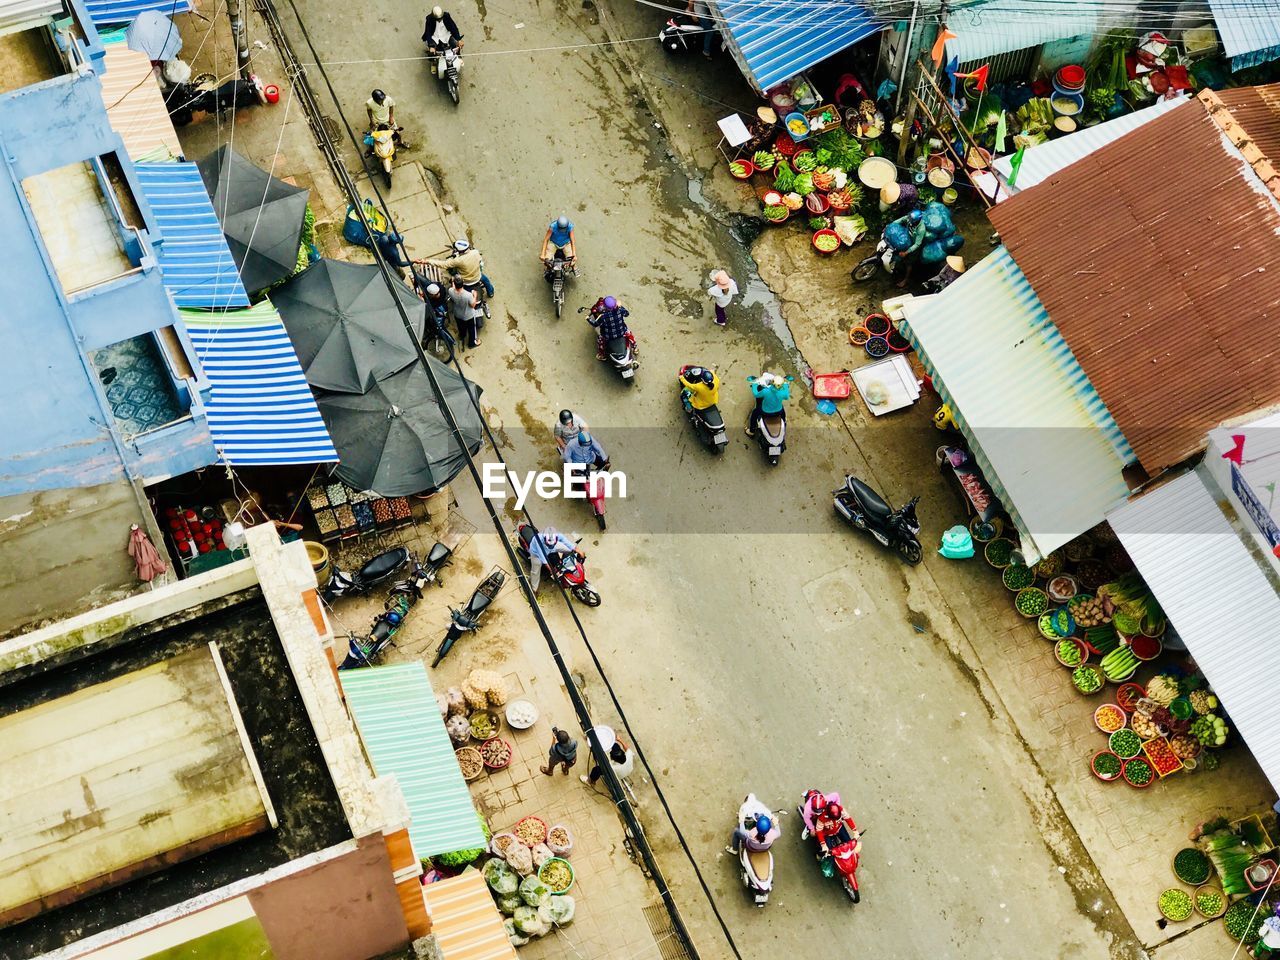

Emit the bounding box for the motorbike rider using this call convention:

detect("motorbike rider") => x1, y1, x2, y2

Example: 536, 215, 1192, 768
526, 525, 580, 589
365, 89, 410, 147
679, 365, 720, 412
587, 295, 631, 361
541, 215, 577, 276
886, 207, 926, 288
562, 430, 608, 469
554, 409, 589, 453
800, 788, 840, 837
745, 371, 792, 437
422, 238, 495, 300
727, 811, 780, 856
421, 5, 463, 79
813, 801, 861, 858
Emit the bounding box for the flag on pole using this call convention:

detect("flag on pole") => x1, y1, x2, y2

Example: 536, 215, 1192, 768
946, 53, 959, 96
962, 63, 990, 92
994, 111, 1007, 152
1005, 144, 1026, 187
931, 28, 957, 66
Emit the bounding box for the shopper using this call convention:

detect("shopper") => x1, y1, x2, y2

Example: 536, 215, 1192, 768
706, 269, 738, 327
445, 275, 480, 350
581, 737, 633, 787
540, 727, 578, 776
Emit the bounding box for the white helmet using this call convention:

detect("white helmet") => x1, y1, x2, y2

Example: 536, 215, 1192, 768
452, 238, 470, 253
432, 4, 443, 16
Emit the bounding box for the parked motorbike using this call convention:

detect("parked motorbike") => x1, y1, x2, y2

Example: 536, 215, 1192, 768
678, 365, 728, 454
851, 235, 896, 283
578, 306, 638, 382
324, 542, 452, 601
658, 15, 719, 54
431, 568, 506, 667
365, 123, 399, 188
338, 551, 448, 669
735, 794, 777, 907
428, 40, 464, 104
165, 73, 266, 127
833, 475, 922, 564
516, 523, 602, 606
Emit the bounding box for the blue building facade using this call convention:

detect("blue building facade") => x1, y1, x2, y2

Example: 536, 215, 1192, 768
0, 0, 216, 497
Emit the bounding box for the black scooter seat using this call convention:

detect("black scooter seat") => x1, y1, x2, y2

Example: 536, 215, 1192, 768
467, 591, 495, 617
427, 541, 452, 564
848, 478, 891, 518
607, 336, 628, 359
700, 405, 724, 430
518, 525, 536, 549
358, 546, 410, 581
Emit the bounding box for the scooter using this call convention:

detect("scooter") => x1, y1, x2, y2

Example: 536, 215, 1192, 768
431, 568, 506, 667
324, 542, 452, 601
544, 253, 576, 319
570, 463, 610, 531
365, 123, 399, 188
833, 475, 923, 565
735, 794, 777, 907
428, 40, 464, 105
678, 365, 728, 454
851, 235, 896, 283
516, 523, 602, 606
747, 375, 793, 467
797, 790, 864, 903
165, 72, 266, 127
339, 552, 445, 669
579, 307, 638, 383
658, 15, 718, 54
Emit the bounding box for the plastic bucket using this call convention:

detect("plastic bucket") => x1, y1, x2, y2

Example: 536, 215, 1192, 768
942, 187, 959, 205
305, 540, 329, 585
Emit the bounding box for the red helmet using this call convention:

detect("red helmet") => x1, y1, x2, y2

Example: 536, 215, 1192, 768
807, 790, 826, 809
825, 802, 843, 820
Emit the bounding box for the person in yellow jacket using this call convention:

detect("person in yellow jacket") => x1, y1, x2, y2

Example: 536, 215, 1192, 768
678, 365, 720, 411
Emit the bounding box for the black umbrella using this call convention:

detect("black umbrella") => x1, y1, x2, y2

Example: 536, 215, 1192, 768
317, 361, 485, 496
273, 259, 426, 394
197, 145, 309, 292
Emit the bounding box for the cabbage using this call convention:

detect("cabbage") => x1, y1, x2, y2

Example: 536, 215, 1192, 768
520, 874, 551, 907
513, 905, 543, 935
546, 895, 576, 925
503, 918, 529, 947
484, 858, 518, 895
497, 893, 522, 915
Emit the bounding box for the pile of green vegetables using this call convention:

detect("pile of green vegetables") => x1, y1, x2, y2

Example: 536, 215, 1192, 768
1173, 847, 1211, 885
1091, 752, 1121, 778
1158, 889, 1193, 922
1016, 588, 1048, 617
1123, 757, 1153, 785
1108, 729, 1141, 759
1195, 888, 1225, 917
1100, 571, 1167, 636
1072, 666, 1102, 694
1224, 899, 1264, 943
1003, 564, 1034, 591
1203, 827, 1255, 895
813, 128, 866, 173
1056, 639, 1082, 666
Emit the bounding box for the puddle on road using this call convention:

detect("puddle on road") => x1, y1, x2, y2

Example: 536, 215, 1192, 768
685, 175, 800, 365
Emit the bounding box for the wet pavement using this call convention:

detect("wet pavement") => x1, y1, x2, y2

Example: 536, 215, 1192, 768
269, 1, 1154, 956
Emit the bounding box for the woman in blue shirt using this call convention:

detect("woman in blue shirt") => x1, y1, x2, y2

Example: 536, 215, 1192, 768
745, 372, 792, 436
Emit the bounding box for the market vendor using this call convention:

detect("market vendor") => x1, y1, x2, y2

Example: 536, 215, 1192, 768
879, 181, 919, 217
241, 490, 304, 542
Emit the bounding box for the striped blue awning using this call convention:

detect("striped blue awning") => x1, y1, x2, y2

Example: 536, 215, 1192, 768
1209, 0, 1280, 71
84, 0, 189, 25
340, 663, 488, 860
135, 162, 250, 309
710, 0, 882, 94
181, 300, 338, 465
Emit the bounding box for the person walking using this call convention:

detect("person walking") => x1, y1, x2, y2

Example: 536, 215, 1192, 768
706, 270, 738, 327
540, 727, 578, 775
445, 275, 480, 350
581, 736, 633, 787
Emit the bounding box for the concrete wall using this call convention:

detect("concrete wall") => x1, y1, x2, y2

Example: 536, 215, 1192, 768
0, 481, 166, 639
247, 835, 409, 960
0, 17, 215, 498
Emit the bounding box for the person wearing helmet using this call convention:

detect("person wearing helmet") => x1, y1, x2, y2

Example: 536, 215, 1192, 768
745, 370, 793, 437
800, 788, 837, 837
678, 365, 720, 411
526, 525, 579, 589
727, 809, 780, 855
587, 295, 631, 361
885, 207, 927, 288
422, 5, 463, 79
422, 236, 494, 300
813, 800, 861, 859
365, 89, 410, 148
553, 409, 589, 453
562, 430, 609, 470
540, 215, 577, 275
418, 278, 449, 330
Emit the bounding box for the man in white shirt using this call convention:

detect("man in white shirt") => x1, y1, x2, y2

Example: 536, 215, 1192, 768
421, 6, 463, 79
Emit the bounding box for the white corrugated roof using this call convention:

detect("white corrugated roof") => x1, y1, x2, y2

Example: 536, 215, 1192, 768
943, 0, 1095, 63
1109, 470, 1280, 793
899, 247, 1133, 563
993, 97, 1189, 194
0, 0, 63, 34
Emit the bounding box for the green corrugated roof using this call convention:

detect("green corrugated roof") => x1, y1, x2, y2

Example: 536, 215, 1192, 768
340, 663, 486, 858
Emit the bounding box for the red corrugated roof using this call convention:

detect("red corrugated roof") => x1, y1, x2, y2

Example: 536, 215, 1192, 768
1216, 84, 1280, 163
990, 91, 1280, 473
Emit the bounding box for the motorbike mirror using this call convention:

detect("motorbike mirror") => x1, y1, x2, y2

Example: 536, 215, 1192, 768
570, 532, 584, 543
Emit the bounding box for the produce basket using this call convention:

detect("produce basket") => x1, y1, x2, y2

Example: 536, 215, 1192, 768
455, 745, 484, 782
1002, 563, 1035, 592
1046, 574, 1079, 603
1116, 683, 1145, 713
1094, 703, 1126, 734
1121, 756, 1154, 788
1071, 664, 1104, 696
480, 736, 514, 770
1038, 612, 1065, 641
728, 158, 755, 180
848, 325, 870, 346
505, 699, 539, 729
1015, 586, 1049, 618
1090, 750, 1123, 782
863, 313, 891, 337
1193, 884, 1227, 919
1157, 888, 1194, 922
538, 856, 575, 894
864, 335, 889, 359
1172, 847, 1212, 885
984, 538, 1016, 568
790, 148, 816, 172
513, 815, 548, 847
812, 229, 841, 255
1142, 736, 1183, 777
468, 710, 501, 741
1055, 637, 1087, 668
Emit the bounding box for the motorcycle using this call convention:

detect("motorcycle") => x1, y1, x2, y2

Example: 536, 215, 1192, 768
578, 306, 638, 383
735, 794, 777, 907
570, 462, 610, 531
748, 375, 792, 467
833, 475, 923, 565
165, 72, 266, 127
516, 523, 602, 606
797, 791, 864, 903
678, 365, 727, 454
365, 124, 399, 188
428, 41, 464, 105
431, 568, 506, 667
544, 253, 576, 319
851, 235, 896, 283
338, 552, 447, 669
324, 542, 452, 601
658, 15, 718, 54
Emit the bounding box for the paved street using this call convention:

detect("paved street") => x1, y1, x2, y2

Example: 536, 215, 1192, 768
276, 1, 1142, 956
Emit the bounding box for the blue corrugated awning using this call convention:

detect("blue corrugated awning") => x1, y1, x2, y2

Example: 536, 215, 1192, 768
1209, 0, 1280, 71
180, 300, 339, 465
340, 663, 488, 860
135, 162, 250, 309
710, 0, 883, 94
84, 0, 189, 25
899, 248, 1134, 564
